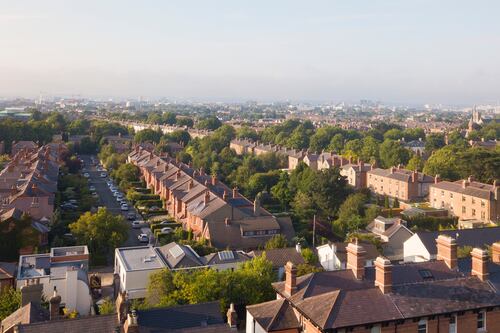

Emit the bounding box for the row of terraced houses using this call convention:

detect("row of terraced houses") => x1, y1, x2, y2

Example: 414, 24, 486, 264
128, 146, 295, 249
230, 138, 500, 223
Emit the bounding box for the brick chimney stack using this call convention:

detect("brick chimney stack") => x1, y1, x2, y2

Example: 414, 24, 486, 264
124, 310, 139, 333
49, 287, 61, 320
204, 191, 210, 205
284, 261, 297, 296
471, 248, 489, 281
374, 257, 392, 294
20, 278, 43, 307
226, 303, 238, 330
492, 242, 500, 263
232, 187, 238, 198
346, 239, 366, 280
436, 235, 457, 270
434, 174, 440, 184
211, 174, 217, 186
253, 197, 260, 216
223, 190, 227, 201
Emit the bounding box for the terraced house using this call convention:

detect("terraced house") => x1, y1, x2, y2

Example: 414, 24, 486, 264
247, 237, 500, 333
128, 147, 295, 249
429, 177, 499, 223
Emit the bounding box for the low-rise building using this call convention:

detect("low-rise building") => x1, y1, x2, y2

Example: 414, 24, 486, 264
16, 246, 92, 315
367, 166, 434, 202
115, 242, 251, 299
0, 262, 16, 290
365, 216, 414, 260
429, 177, 499, 223
247, 238, 500, 333
248, 246, 306, 279
340, 159, 372, 189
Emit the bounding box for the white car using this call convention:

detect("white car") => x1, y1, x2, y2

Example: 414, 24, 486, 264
113, 191, 120, 197
132, 221, 144, 229
100, 173, 107, 178
137, 234, 149, 243
160, 227, 173, 235
120, 204, 129, 211
83, 173, 90, 178
89, 186, 96, 191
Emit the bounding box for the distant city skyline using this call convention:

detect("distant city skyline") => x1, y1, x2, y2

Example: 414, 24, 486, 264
1, 1, 500, 104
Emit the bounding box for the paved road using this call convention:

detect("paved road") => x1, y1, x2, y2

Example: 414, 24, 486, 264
80, 155, 142, 248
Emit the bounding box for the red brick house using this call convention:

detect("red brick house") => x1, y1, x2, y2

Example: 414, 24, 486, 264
246, 237, 500, 332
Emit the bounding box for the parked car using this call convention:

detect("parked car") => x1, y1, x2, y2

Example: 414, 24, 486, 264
160, 227, 173, 235
113, 191, 120, 197
149, 206, 160, 211
68, 199, 78, 204
132, 220, 144, 229
100, 173, 107, 178
89, 185, 96, 191
120, 204, 129, 211
61, 203, 77, 210
83, 173, 90, 178
127, 212, 136, 220
158, 220, 174, 226
137, 234, 149, 243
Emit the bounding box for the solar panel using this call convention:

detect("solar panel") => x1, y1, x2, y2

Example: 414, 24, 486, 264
218, 250, 235, 261
169, 245, 185, 258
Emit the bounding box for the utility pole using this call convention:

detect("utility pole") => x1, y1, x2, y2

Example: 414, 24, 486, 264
312, 214, 316, 249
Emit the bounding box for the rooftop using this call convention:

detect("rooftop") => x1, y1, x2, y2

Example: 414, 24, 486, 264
116, 246, 165, 271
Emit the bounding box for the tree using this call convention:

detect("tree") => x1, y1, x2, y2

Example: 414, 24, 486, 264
384, 196, 390, 209
69, 208, 128, 263
393, 197, 400, 208
406, 154, 424, 171
360, 136, 380, 163
332, 193, 367, 236
196, 116, 222, 130
379, 139, 410, 168
134, 129, 162, 144
383, 128, 404, 141
271, 172, 293, 210
425, 134, 446, 154
176, 117, 194, 128
423, 146, 460, 180
296, 264, 323, 277
98, 298, 116, 315
301, 248, 318, 264
328, 133, 345, 153
0, 287, 21, 321
265, 234, 288, 249
236, 126, 260, 141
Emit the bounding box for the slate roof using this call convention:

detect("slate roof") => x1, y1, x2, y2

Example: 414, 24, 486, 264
368, 168, 434, 183
249, 248, 306, 268
137, 301, 228, 333
0, 261, 17, 279
247, 299, 300, 331
430, 180, 497, 200
16, 314, 119, 333
265, 260, 500, 330
414, 227, 500, 256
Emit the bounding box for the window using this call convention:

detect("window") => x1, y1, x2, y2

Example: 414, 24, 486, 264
472, 198, 476, 204
418, 319, 427, 333
462, 196, 466, 202
481, 200, 485, 207
481, 211, 485, 220
441, 190, 444, 197
441, 201, 445, 208
472, 209, 476, 216
477, 311, 485, 331
449, 315, 457, 333
370, 326, 381, 333
462, 206, 466, 214
450, 193, 453, 198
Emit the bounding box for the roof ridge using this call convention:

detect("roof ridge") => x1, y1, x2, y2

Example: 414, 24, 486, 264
265, 298, 286, 330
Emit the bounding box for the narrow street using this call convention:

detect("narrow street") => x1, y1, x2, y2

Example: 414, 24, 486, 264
80, 154, 142, 248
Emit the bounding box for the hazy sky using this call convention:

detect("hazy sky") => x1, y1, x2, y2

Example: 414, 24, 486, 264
1, 1, 499, 104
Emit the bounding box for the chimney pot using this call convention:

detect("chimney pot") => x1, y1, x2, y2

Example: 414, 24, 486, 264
374, 256, 392, 294
471, 248, 489, 281
492, 242, 500, 263
284, 261, 297, 296
227, 303, 238, 329
346, 239, 366, 280
232, 187, 238, 198
436, 235, 457, 270
49, 287, 62, 320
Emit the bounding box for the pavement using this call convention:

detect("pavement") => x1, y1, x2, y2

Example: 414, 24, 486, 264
80, 154, 143, 248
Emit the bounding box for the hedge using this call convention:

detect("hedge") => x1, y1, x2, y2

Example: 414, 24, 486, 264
135, 199, 163, 208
